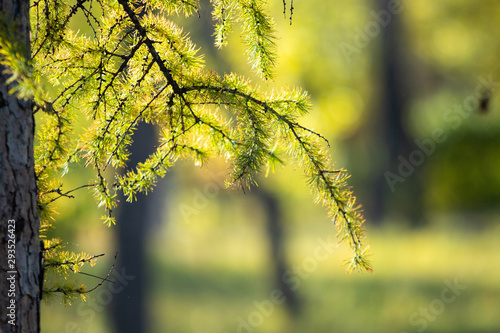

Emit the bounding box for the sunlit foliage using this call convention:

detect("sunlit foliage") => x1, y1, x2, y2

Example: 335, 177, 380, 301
0, 0, 371, 302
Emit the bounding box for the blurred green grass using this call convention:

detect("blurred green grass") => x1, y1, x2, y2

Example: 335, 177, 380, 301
142, 218, 500, 333
40, 161, 500, 333
41, 213, 500, 333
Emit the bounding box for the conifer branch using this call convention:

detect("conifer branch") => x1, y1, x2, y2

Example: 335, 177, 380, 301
45, 184, 94, 204
85, 252, 118, 292
28, 0, 372, 285
44, 253, 105, 268
117, 0, 183, 96
183, 84, 330, 147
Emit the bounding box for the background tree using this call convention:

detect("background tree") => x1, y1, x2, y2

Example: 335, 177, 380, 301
0, 0, 371, 331
110, 123, 159, 333
365, 0, 423, 224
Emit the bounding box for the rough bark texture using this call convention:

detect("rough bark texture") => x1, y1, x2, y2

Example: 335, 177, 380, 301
0, 0, 41, 331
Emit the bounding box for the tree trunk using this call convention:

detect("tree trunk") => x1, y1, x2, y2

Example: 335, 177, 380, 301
252, 185, 301, 315
110, 123, 160, 333
365, 0, 423, 225
0, 0, 41, 331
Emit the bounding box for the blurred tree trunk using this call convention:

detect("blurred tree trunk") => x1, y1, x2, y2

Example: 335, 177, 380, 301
195, 0, 301, 314
110, 123, 164, 333
0, 0, 41, 331
252, 186, 301, 315
366, 0, 423, 225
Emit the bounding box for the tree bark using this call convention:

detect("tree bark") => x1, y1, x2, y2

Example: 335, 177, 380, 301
0, 0, 41, 331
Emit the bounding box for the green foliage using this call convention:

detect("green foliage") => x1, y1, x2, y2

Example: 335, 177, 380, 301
0, 18, 46, 104
212, 0, 277, 79
41, 239, 99, 305
1, 0, 372, 301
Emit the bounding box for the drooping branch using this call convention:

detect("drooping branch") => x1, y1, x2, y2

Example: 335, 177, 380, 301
29, 0, 372, 275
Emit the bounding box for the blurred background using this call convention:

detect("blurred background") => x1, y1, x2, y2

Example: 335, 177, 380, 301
41, 0, 500, 332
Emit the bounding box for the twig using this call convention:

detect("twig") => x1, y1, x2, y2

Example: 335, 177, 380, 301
86, 252, 118, 293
